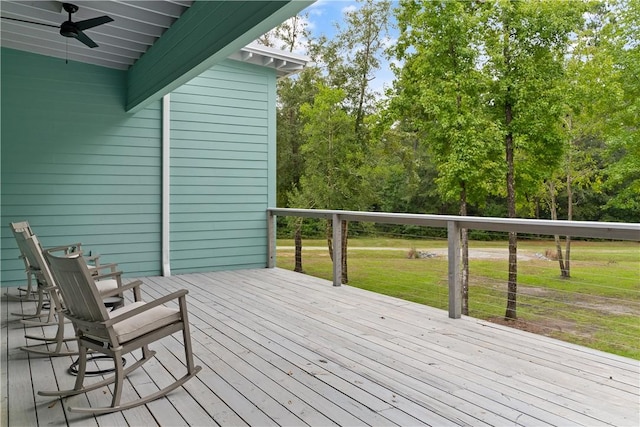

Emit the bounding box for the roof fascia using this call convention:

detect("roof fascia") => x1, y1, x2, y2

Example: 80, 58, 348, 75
229, 43, 312, 78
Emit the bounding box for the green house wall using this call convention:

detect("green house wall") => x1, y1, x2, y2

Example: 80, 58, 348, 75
1, 48, 277, 286
169, 61, 277, 273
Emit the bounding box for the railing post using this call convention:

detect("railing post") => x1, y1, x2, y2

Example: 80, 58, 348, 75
267, 210, 276, 268
448, 220, 462, 318
332, 213, 342, 286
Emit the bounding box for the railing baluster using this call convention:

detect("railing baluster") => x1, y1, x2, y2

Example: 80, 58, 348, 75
448, 221, 462, 319
332, 213, 342, 286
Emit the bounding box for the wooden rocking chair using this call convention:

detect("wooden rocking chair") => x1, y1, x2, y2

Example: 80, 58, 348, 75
8, 221, 105, 325
13, 229, 125, 357
7, 222, 49, 315
40, 251, 201, 414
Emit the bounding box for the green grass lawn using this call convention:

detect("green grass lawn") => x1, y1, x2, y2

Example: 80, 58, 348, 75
276, 238, 640, 359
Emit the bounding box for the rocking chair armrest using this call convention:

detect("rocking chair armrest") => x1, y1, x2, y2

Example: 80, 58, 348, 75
86, 254, 101, 264
45, 243, 84, 254
100, 280, 144, 303
105, 289, 189, 327
93, 270, 124, 281
90, 263, 118, 274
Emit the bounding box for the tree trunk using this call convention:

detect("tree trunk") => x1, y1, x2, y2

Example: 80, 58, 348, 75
565, 143, 573, 278
505, 109, 518, 320
294, 219, 303, 273
503, 19, 518, 321
549, 181, 567, 276
460, 183, 469, 316
341, 221, 349, 284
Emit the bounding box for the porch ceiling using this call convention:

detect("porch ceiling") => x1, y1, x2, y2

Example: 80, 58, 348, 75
0, 0, 313, 111
0, 0, 194, 70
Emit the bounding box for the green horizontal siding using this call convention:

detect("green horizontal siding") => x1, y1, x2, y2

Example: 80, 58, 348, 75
0, 48, 162, 285
2, 49, 278, 284
170, 60, 276, 273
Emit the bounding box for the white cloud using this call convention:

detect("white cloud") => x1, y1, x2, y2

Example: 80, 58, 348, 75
306, 0, 330, 16
341, 5, 357, 15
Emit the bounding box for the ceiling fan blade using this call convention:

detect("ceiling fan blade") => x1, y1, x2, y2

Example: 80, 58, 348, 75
1, 16, 59, 28
75, 15, 113, 31
75, 29, 98, 48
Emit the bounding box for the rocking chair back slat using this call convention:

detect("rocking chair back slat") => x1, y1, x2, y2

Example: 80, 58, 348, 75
12, 228, 56, 288
44, 252, 109, 324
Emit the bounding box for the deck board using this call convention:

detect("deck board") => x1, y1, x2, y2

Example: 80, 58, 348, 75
2, 268, 639, 426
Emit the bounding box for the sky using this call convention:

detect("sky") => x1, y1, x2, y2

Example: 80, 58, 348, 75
290, 0, 400, 96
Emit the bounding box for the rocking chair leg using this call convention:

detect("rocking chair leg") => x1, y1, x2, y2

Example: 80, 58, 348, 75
180, 296, 197, 374
111, 349, 124, 408
73, 345, 88, 391
141, 344, 153, 360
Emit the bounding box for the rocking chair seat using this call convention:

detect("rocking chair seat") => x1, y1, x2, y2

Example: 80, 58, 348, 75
108, 302, 181, 343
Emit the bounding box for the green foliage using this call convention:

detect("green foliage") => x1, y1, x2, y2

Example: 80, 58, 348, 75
320, 0, 391, 137
598, 0, 640, 220
480, 0, 589, 211
272, 0, 638, 223
276, 67, 325, 208
296, 85, 367, 210
391, 0, 503, 208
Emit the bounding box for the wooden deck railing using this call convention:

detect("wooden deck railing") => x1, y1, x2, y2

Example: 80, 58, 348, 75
267, 208, 640, 319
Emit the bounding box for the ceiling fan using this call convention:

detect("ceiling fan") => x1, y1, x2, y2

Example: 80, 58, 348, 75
1, 2, 113, 48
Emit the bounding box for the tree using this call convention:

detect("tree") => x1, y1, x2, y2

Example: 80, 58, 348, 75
308, 0, 392, 283
481, 0, 587, 319
258, 13, 310, 52
259, 13, 318, 273
333, 0, 391, 142
297, 85, 365, 283
277, 67, 324, 272
391, 0, 502, 315
598, 0, 640, 221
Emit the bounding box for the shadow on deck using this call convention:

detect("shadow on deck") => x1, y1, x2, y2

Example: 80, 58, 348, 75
2, 268, 639, 426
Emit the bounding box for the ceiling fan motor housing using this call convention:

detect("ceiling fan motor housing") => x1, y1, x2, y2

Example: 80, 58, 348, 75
60, 21, 78, 38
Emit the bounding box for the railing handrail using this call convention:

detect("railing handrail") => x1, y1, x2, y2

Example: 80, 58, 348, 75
267, 208, 640, 241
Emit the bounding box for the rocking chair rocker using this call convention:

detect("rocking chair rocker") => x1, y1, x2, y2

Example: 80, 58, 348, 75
40, 251, 201, 414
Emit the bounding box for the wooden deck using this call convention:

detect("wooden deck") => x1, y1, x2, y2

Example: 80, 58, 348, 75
2, 268, 639, 426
